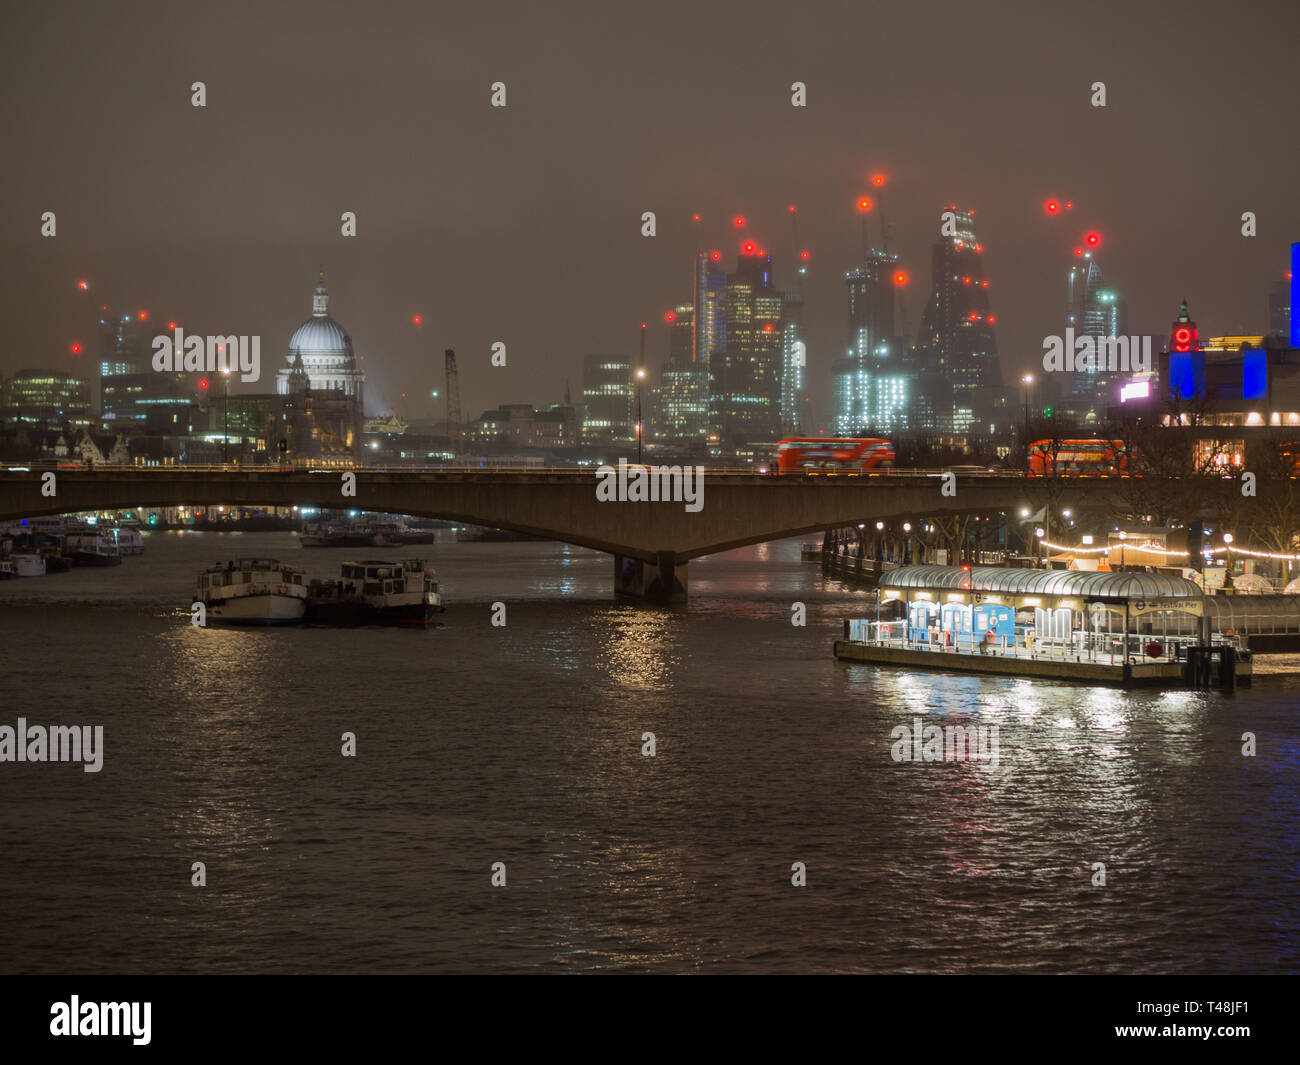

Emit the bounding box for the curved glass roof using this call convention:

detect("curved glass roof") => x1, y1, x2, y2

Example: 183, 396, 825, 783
880, 565, 1202, 600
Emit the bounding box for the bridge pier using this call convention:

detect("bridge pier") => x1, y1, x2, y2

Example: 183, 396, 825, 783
614, 552, 688, 603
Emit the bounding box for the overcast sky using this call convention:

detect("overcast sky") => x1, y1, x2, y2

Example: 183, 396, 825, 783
2, 0, 1296, 425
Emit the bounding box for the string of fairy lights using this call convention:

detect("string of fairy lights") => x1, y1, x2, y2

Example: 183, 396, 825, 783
1038, 538, 1300, 562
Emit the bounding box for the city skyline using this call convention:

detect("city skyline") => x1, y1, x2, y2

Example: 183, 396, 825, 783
3, 1, 1296, 429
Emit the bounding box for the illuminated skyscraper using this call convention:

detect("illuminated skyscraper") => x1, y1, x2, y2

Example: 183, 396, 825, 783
913, 208, 1000, 433
656, 305, 708, 445
580, 353, 634, 447
780, 293, 807, 434
1064, 254, 1127, 418
709, 247, 785, 447
832, 250, 911, 434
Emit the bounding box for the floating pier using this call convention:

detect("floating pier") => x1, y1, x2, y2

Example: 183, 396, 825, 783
835, 565, 1261, 690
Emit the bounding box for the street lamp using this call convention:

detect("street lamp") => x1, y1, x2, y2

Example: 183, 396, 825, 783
1021, 373, 1035, 468
635, 367, 647, 464
1117, 529, 1127, 571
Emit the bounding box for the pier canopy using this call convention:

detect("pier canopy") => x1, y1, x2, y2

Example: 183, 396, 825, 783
879, 565, 1203, 610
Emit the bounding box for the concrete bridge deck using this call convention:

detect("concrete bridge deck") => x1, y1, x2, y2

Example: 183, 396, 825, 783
0, 466, 1244, 601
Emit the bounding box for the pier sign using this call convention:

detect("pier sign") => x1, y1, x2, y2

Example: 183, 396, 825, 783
1129, 597, 1202, 617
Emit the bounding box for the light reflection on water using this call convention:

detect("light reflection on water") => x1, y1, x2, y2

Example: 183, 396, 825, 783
0, 532, 1296, 973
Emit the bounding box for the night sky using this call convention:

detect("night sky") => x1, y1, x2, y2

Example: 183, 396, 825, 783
3, 0, 1296, 425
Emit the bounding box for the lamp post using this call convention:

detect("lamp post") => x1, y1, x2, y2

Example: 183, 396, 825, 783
1118, 529, 1127, 572
1021, 373, 1034, 470
635, 367, 646, 464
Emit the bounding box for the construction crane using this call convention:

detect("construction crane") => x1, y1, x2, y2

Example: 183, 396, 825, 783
444, 348, 462, 453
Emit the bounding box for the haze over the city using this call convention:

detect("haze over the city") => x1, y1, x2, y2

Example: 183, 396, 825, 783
2, 0, 1296, 425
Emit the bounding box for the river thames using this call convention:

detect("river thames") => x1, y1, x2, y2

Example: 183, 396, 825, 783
0, 530, 1296, 973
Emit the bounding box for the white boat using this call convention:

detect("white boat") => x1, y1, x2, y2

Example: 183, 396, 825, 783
64, 528, 123, 566
6, 553, 47, 578
196, 558, 309, 625
108, 527, 145, 555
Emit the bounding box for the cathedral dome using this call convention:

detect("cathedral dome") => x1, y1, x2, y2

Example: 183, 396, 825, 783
287, 314, 352, 358
276, 271, 365, 399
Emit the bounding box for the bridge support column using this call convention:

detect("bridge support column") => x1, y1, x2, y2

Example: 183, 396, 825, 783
614, 552, 687, 603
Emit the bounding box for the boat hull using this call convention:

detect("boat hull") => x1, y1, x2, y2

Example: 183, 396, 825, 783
206, 594, 306, 625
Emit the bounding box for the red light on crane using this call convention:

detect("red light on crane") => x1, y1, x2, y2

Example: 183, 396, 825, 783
800, 250, 810, 260
664, 311, 675, 323
857, 197, 872, 211
1085, 232, 1100, 246
742, 241, 756, 253
872, 174, 885, 186
733, 215, 746, 227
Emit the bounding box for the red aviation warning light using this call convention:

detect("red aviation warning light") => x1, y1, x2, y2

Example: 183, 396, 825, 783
742, 241, 756, 254
872, 174, 885, 187
137, 310, 148, 320
763, 323, 774, 333
733, 215, 746, 228
709, 250, 721, 261
857, 197, 872, 212
1085, 232, 1100, 247
894, 271, 907, 285
692, 213, 701, 222
199, 379, 209, 390
788, 204, 797, 213
412, 315, 422, 325
77, 279, 89, 290
1045, 200, 1059, 214
987, 315, 997, 324
664, 311, 675, 322
70, 343, 82, 354
800, 250, 810, 260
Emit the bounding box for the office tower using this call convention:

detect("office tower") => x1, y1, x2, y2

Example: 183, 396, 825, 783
2, 369, 92, 430
780, 293, 807, 435
1063, 254, 1126, 418
913, 207, 1000, 433
657, 305, 707, 445
580, 353, 634, 447
708, 246, 784, 448
97, 308, 196, 432
832, 250, 913, 435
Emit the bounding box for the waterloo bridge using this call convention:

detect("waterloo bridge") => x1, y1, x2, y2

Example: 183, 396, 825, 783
0, 467, 1248, 602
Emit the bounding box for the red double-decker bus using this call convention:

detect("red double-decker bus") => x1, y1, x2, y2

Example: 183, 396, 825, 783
1027, 439, 1131, 476
775, 438, 895, 475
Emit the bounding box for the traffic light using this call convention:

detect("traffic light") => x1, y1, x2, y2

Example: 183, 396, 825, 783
1043, 405, 1054, 418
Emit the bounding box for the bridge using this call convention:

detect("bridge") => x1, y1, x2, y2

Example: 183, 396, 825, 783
0, 466, 1238, 601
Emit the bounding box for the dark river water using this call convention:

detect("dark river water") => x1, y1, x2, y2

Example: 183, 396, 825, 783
0, 530, 1296, 973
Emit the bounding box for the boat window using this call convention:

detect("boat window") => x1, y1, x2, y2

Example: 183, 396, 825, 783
364, 582, 383, 595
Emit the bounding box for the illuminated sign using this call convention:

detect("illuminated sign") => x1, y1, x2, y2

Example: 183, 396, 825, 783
1119, 380, 1149, 403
